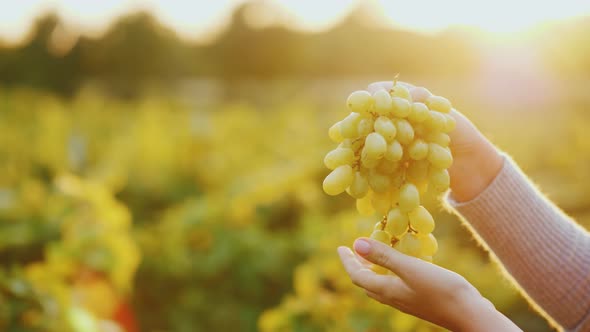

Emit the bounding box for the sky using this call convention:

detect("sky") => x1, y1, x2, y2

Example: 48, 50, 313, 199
0, 0, 589, 44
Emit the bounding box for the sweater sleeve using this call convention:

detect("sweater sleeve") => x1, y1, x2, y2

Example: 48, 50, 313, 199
446, 154, 590, 331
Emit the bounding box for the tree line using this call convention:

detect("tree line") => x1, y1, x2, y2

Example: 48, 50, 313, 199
0, 1, 587, 96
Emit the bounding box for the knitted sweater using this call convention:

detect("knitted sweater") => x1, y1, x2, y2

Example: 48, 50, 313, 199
447, 155, 590, 332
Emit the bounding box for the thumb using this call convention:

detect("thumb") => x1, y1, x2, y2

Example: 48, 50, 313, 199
353, 237, 416, 279
367, 81, 414, 94
447, 108, 486, 155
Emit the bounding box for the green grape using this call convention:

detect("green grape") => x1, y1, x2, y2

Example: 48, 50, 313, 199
328, 122, 344, 143
427, 143, 453, 169
374, 221, 384, 231
374, 116, 397, 142
340, 113, 362, 138
429, 168, 450, 192
391, 97, 411, 118
425, 132, 450, 147
443, 113, 456, 133
361, 149, 379, 168
409, 86, 433, 103
395, 119, 414, 145
370, 230, 392, 245
347, 90, 373, 114
363, 132, 387, 159
322, 165, 353, 196
398, 183, 420, 213
357, 117, 374, 136
386, 208, 409, 237
397, 233, 421, 257
368, 169, 391, 193
406, 159, 429, 184
419, 233, 438, 256
384, 140, 403, 161
347, 171, 369, 198
408, 205, 435, 234
371, 191, 391, 216
408, 139, 429, 160
338, 138, 352, 148
357, 193, 375, 216
426, 95, 452, 113
323, 147, 354, 170
425, 111, 446, 131
373, 90, 392, 115
390, 84, 412, 101
376, 158, 399, 175
408, 102, 429, 123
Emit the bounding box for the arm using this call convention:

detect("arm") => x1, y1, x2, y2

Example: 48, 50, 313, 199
447, 136, 590, 331
341, 81, 590, 330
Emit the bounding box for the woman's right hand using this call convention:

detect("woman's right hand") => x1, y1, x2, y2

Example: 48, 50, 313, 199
337, 237, 523, 332
445, 109, 503, 202
367, 81, 504, 202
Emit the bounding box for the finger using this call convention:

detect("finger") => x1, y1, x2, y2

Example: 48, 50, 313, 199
447, 108, 482, 154
365, 290, 387, 304
447, 109, 464, 143
338, 246, 378, 277
342, 246, 414, 301
337, 246, 391, 293
367, 81, 414, 94
353, 238, 422, 280
409, 86, 433, 103
356, 239, 468, 291
366, 277, 412, 304
381, 275, 413, 301
367, 81, 392, 94
399, 81, 415, 89
356, 253, 372, 268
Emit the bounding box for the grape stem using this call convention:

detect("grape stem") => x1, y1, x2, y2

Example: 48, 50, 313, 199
389, 73, 400, 94
390, 237, 399, 247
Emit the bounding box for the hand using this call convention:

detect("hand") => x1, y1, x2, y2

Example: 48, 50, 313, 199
367, 81, 504, 202
337, 238, 522, 332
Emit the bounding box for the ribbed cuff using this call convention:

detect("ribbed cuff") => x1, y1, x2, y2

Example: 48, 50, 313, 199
446, 154, 590, 330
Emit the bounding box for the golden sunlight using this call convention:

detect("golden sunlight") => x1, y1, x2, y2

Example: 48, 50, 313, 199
273, 0, 357, 31
376, 0, 590, 34
0, 0, 589, 43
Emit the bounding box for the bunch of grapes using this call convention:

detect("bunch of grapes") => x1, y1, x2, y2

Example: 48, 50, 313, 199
322, 81, 455, 270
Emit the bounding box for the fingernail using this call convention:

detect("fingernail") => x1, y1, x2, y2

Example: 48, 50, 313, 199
354, 239, 371, 255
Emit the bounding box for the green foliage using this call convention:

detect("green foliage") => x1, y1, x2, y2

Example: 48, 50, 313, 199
2, 83, 590, 331
0, 267, 45, 332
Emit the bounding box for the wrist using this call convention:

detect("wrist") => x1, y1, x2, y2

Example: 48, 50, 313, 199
451, 296, 520, 332
449, 137, 503, 203
448, 293, 495, 332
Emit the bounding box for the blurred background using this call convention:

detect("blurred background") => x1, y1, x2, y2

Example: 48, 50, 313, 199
1, 0, 590, 331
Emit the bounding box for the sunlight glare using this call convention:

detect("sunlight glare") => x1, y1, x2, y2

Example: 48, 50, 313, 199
376, 0, 590, 35
272, 0, 357, 31
144, 0, 248, 41
1, 0, 590, 44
